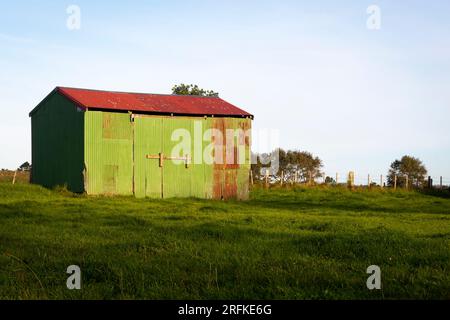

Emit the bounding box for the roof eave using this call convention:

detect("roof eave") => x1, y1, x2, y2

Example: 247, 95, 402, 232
86, 107, 253, 119
29, 87, 87, 117
29, 88, 58, 117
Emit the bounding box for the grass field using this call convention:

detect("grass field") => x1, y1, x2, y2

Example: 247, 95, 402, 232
1, 182, 450, 300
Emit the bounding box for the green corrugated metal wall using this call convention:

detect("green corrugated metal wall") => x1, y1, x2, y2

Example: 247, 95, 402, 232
32, 92, 251, 199
134, 116, 163, 198
84, 111, 133, 195
31, 93, 84, 192
161, 117, 192, 198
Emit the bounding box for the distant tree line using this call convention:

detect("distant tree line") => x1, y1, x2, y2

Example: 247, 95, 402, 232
251, 151, 434, 189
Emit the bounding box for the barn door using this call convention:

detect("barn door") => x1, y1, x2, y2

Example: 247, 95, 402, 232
133, 117, 163, 198
133, 116, 192, 198
161, 117, 192, 198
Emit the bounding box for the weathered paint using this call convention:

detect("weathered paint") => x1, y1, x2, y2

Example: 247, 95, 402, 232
55, 87, 253, 118
134, 116, 163, 198
161, 117, 191, 198
84, 111, 134, 195
211, 117, 252, 200
134, 116, 215, 199
30, 89, 252, 200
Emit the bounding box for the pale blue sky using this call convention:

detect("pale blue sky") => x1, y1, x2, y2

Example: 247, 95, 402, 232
1, 1, 449, 182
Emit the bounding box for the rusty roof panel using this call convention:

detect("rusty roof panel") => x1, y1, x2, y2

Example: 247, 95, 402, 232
55, 87, 253, 118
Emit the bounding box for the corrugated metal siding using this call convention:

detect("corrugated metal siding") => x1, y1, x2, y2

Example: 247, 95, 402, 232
162, 117, 192, 198
31, 92, 84, 192
212, 117, 252, 200
84, 111, 133, 195
198, 118, 214, 199
134, 116, 214, 199
237, 118, 252, 200
203, 118, 214, 199
134, 116, 163, 198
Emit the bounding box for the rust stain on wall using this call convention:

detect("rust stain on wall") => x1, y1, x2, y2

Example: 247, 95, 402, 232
223, 169, 238, 200
212, 118, 243, 200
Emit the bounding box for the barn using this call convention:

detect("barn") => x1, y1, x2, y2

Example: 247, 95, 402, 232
29, 87, 253, 200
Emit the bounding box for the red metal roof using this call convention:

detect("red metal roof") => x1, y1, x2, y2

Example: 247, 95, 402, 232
53, 87, 253, 118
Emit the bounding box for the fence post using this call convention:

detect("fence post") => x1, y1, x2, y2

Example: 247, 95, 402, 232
250, 170, 254, 186
368, 174, 371, 188
336, 173, 339, 185
309, 171, 312, 186
348, 171, 355, 188
281, 171, 284, 186
380, 175, 383, 188
12, 170, 17, 185
394, 175, 397, 190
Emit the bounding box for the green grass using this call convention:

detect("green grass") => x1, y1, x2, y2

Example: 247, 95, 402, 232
0, 183, 449, 300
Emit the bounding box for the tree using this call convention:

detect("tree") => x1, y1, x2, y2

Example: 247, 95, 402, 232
280, 149, 323, 183
325, 176, 336, 184
387, 155, 427, 188
172, 84, 219, 97
252, 149, 323, 183
251, 151, 278, 182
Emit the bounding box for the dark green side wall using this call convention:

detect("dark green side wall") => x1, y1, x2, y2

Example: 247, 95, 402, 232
31, 93, 85, 192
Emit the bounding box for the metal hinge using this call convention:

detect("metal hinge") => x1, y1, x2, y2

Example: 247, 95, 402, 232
146, 153, 191, 168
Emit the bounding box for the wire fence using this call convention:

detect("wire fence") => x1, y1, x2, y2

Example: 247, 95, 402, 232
252, 170, 450, 190
326, 173, 450, 189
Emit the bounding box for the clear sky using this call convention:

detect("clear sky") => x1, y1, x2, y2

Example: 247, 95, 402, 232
1, 0, 449, 183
